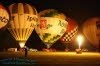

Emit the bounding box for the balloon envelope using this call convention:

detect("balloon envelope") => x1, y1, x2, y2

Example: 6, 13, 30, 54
60, 18, 78, 43
7, 3, 38, 48
35, 9, 68, 48
0, 5, 9, 29
82, 17, 100, 48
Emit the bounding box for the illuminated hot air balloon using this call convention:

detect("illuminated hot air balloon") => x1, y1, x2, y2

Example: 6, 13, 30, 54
60, 18, 78, 43
7, 3, 38, 48
82, 17, 100, 49
35, 9, 68, 49
60, 18, 78, 50
0, 4, 9, 29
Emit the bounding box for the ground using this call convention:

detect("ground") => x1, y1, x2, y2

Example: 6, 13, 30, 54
0, 51, 100, 65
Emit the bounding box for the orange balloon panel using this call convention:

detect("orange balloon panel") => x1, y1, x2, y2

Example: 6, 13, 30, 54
60, 18, 78, 43
82, 17, 100, 48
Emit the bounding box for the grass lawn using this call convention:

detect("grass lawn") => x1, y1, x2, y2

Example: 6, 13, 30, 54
0, 51, 100, 65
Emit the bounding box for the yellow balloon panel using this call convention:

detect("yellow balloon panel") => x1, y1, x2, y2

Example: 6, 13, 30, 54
8, 14, 37, 29
35, 9, 67, 48
7, 3, 38, 42
36, 17, 67, 35
35, 17, 68, 44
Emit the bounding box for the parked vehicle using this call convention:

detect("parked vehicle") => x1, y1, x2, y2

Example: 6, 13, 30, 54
82, 49, 88, 52
7, 48, 17, 52
29, 48, 38, 52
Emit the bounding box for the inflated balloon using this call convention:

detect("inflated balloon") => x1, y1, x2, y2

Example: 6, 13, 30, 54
7, 3, 38, 48
35, 9, 68, 48
0, 4, 9, 29
60, 18, 78, 43
82, 17, 100, 48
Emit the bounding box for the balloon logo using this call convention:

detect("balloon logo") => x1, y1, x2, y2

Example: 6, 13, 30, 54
35, 9, 68, 48
7, 3, 38, 48
60, 18, 78, 43
82, 17, 100, 48
0, 5, 9, 29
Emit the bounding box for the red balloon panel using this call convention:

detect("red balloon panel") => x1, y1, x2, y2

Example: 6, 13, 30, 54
60, 18, 78, 43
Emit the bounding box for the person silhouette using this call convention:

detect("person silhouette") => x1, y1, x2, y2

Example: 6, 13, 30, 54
24, 48, 28, 57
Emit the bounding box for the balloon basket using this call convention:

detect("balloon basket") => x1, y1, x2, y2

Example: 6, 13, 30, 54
19, 48, 25, 52
18, 40, 26, 48
76, 49, 82, 54
44, 42, 52, 49
64, 43, 72, 52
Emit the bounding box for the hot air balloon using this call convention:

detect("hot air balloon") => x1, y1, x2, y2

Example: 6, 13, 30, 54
0, 4, 9, 29
35, 9, 68, 49
7, 3, 38, 48
60, 18, 78, 43
82, 17, 100, 49
60, 18, 78, 50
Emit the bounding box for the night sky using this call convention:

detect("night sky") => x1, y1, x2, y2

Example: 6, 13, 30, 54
0, 0, 99, 51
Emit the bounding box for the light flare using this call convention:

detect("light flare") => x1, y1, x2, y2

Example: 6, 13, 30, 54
77, 36, 83, 49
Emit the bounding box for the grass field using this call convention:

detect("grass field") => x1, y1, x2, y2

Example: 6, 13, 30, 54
0, 51, 100, 65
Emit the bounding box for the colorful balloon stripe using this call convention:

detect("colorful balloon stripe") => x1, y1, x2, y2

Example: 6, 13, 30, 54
40, 10, 60, 17
38, 33, 60, 43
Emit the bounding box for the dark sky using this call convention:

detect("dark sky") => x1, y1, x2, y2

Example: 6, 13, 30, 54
1, 0, 99, 21
0, 0, 99, 51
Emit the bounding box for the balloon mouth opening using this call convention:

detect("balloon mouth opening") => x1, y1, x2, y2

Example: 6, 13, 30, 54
18, 41, 26, 48
44, 42, 53, 49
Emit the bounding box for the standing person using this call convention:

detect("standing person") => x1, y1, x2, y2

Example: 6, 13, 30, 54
24, 48, 28, 57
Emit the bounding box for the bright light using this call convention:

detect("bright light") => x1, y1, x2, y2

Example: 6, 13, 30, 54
19, 42, 25, 48
77, 36, 83, 49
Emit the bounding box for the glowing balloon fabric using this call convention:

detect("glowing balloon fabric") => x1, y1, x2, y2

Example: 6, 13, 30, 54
60, 18, 78, 43
35, 9, 68, 48
7, 3, 38, 47
82, 17, 100, 48
0, 5, 9, 29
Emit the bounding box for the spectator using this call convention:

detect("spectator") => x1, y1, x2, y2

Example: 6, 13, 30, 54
24, 48, 28, 57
